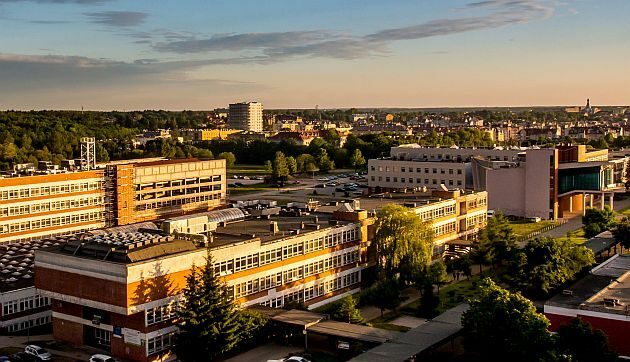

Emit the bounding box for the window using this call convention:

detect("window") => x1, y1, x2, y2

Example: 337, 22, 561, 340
457, 169, 462, 175
147, 332, 176, 355
401, 167, 406, 172
432, 168, 437, 174
146, 302, 180, 325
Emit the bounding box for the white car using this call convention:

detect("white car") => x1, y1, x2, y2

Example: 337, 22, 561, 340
266, 357, 311, 362
24, 345, 51, 361
90, 354, 116, 362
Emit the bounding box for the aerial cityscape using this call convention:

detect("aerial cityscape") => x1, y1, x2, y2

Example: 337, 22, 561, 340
1, 1, 629, 362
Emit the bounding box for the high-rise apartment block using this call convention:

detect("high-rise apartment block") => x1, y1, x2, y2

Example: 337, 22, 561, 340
228, 102, 263, 132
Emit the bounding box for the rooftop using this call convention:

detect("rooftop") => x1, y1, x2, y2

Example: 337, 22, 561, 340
1, 239, 63, 293
546, 255, 630, 315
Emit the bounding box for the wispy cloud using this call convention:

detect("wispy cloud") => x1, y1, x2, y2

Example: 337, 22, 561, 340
84, 10, 147, 27
0, 0, 109, 4
150, 0, 556, 64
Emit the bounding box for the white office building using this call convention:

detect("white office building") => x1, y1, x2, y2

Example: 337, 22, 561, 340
228, 102, 264, 132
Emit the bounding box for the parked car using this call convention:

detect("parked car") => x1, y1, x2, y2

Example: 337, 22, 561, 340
314, 184, 326, 188
23, 346, 51, 361
228, 183, 240, 188
242, 176, 250, 180
317, 177, 329, 181
234, 182, 245, 187
233, 175, 240, 179
0, 356, 11, 362
335, 187, 345, 192
90, 354, 117, 362
10, 353, 37, 362
352, 191, 364, 196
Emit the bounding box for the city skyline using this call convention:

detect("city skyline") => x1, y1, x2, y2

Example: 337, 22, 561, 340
1, 0, 629, 110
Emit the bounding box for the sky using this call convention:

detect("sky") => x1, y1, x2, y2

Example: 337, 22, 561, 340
0, 0, 628, 110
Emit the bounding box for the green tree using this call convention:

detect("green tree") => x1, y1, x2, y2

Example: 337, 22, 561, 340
511, 238, 594, 297
363, 279, 401, 317
332, 296, 364, 324
462, 278, 555, 361
613, 216, 630, 250
286, 156, 298, 175
217, 152, 236, 168
236, 309, 270, 350
427, 260, 450, 294
296, 153, 316, 173
264, 160, 272, 172
177, 255, 240, 362
556, 318, 617, 362
349, 149, 366, 171
271, 151, 290, 184
583, 207, 616, 238
479, 211, 516, 267
315, 148, 335, 172
373, 204, 434, 279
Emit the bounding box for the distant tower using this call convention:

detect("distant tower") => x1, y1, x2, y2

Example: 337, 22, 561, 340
586, 98, 590, 108
80, 137, 96, 170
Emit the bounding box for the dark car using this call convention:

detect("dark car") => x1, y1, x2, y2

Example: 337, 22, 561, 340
234, 182, 244, 187
0, 356, 11, 362
10, 353, 38, 362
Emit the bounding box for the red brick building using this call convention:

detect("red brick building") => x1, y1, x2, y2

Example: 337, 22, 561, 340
544, 254, 630, 357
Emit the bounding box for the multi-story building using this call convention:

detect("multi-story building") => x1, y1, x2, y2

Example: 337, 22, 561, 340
368, 144, 522, 192
228, 102, 264, 132
0, 171, 106, 244
106, 159, 226, 226
181, 129, 242, 142
34, 190, 487, 361
0, 239, 55, 334
1, 158, 226, 244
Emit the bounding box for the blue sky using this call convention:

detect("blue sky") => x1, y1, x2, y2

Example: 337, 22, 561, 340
0, 0, 628, 110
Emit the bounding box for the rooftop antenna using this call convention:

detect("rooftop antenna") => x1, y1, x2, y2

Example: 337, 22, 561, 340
80, 137, 96, 170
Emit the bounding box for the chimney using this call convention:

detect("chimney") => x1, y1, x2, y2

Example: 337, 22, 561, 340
313, 216, 319, 223
269, 221, 279, 235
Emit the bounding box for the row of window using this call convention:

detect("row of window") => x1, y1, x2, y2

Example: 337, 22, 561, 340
373, 176, 463, 187
214, 227, 360, 276
434, 221, 457, 237
233, 250, 360, 299
0, 211, 103, 234
145, 301, 182, 326
416, 204, 456, 221
147, 331, 176, 356
392, 153, 513, 162
467, 197, 488, 209
372, 165, 463, 175
261, 271, 361, 308
0, 196, 103, 217
5, 315, 51, 333
0, 181, 102, 201
466, 213, 487, 228
134, 176, 222, 192
2, 295, 51, 316
135, 193, 222, 212
136, 182, 223, 198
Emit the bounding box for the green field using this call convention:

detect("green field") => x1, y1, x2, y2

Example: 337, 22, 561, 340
554, 228, 587, 244
227, 164, 270, 176
509, 220, 557, 237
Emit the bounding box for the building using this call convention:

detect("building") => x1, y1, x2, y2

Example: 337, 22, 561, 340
1, 158, 226, 244
544, 254, 630, 357
268, 131, 320, 146
34, 190, 486, 361
228, 102, 264, 132
106, 158, 226, 226
0, 239, 55, 334
0, 170, 106, 244
182, 129, 242, 142
368, 144, 522, 192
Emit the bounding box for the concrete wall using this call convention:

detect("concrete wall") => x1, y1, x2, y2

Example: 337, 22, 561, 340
486, 167, 526, 218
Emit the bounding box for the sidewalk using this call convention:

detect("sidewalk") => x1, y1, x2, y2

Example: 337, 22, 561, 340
0, 334, 99, 361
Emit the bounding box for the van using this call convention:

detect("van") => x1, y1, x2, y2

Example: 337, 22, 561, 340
487, 210, 495, 218
24, 346, 51, 361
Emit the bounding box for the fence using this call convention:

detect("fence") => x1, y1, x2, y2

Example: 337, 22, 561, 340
515, 219, 568, 243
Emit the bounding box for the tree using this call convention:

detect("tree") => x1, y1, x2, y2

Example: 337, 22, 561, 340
217, 152, 236, 168
315, 148, 334, 172
462, 278, 555, 361
427, 260, 449, 294
349, 149, 366, 171
511, 238, 594, 297
296, 153, 316, 173
264, 160, 272, 172
453, 254, 473, 279
363, 279, 401, 317
177, 254, 240, 362
373, 204, 434, 279
286, 156, 298, 175
556, 318, 617, 362
479, 211, 516, 267
271, 151, 290, 184
236, 309, 270, 351
582, 207, 616, 238
613, 216, 630, 250
332, 296, 364, 324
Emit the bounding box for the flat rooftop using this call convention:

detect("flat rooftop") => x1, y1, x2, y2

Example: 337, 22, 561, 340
546, 255, 630, 315
1, 239, 63, 293
211, 212, 336, 247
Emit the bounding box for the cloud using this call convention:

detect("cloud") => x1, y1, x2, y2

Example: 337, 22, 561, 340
150, 0, 555, 64
84, 11, 147, 27
29, 19, 71, 24
0, 52, 264, 110
153, 30, 330, 53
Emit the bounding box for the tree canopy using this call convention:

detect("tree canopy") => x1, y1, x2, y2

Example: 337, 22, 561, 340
462, 278, 555, 361
373, 204, 434, 279
582, 207, 616, 238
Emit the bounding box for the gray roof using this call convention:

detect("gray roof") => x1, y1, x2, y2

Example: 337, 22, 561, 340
349, 304, 468, 362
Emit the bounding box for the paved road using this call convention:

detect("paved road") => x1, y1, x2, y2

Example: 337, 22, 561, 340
224, 343, 303, 362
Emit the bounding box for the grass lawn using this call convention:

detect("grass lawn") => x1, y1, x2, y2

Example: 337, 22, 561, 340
554, 228, 587, 244
509, 220, 557, 237
227, 185, 271, 195
621, 207, 630, 216
367, 310, 411, 332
